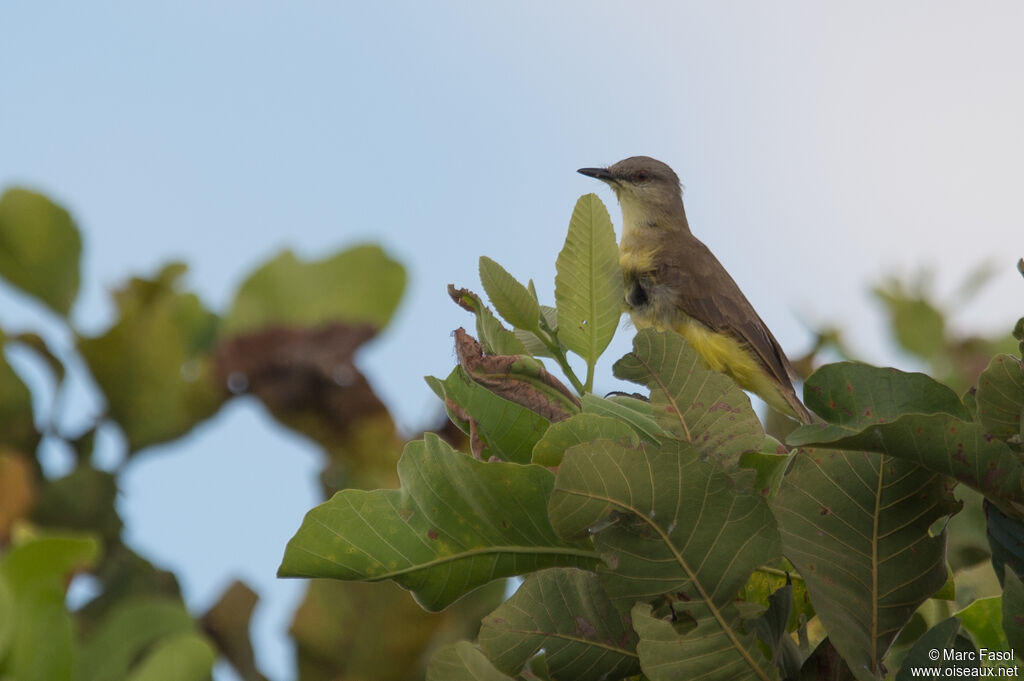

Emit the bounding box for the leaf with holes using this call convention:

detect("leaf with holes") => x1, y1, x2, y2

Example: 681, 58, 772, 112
549, 438, 781, 680
278, 434, 599, 611
771, 448, 959, 681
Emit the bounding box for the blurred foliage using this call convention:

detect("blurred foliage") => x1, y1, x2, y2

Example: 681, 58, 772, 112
1, 183, 1022, 681
0, 186, 492, 680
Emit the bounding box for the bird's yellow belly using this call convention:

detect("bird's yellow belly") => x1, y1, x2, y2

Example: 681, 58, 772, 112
628, 310, 785, 413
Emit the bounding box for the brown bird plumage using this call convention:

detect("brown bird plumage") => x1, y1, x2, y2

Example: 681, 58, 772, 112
579, 156, 813, 423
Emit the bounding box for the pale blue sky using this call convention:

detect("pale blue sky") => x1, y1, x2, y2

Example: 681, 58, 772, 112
2, 2, 1023, 679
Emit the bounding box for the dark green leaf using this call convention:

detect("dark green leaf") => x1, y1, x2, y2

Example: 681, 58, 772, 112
531, 413, 638, 467
426, 641, 515, 681
895, 617, 977, 680
550, 439, 780, 679
976, 354, 1024, 442
790, 364, 1024, 515
278, 434, 599, 611
798, 638, 858, 681
580, 393, 668, 443
478, 568, 640, 680
613, 329, 764, 467
0, 342, 37, 453
792, 363, 969, 444
1002, 569, 1024, 654
0, 188, 81, 316
772, 449, 958, 681
32, 464, 121, 546
632, 601, 777, 681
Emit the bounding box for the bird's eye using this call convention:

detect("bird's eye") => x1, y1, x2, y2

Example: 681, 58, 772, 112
635, 170, 649, 182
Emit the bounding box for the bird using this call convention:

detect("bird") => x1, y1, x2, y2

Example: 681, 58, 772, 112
578, 156, 813, 423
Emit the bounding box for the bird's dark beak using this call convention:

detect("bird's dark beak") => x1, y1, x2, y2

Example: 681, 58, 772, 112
577, 167, 616, 183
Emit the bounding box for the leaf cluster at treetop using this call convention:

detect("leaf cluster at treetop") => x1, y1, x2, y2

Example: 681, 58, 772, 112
279, 194, 1024, 680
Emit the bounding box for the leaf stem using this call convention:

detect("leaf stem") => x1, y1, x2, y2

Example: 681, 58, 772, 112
536, 316, 587, 395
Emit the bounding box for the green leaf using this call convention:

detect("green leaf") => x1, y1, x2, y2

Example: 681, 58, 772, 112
0, 532, 100, 681
479, 256, 540, 332
771, 448, 958, 681
988, 501, 1024, 584
428, 366, 551, 463
580, 393, 668, 443
549, 439, 780, 679
956, 597, 1006, 652
76, 597, 198, 681
797, 638, 859, 681
125, 632, 216, 681
738, 436, 793, 498
554, 193, 622, 369
531, 413, 638, 467
792, 362, 969, 441
749, 583, 802, 680
478, 568, 640, 680
976, 354, 1024, 442
222, 245, 405, 334
515, 305, 558, 358
613, 328, 764, 467
895, 617, 978, 680
426, 641, 516, 681
278, 434, 599, 612
0, 574, 12, 661
873, 278, 946, 359
789, 363, 1024, 515
32, 463, 122, 547
77, 264, 225, 453
1003, 569, 1024, 654
447, 286, 528, 356
0, 188, 81, 316
632, 601, 777, 681
0, 339, 38, 453
289, 578, 503, 681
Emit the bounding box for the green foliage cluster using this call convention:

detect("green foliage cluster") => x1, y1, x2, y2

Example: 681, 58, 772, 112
0, 187, 497, 680
280, 194, 1024, 680
2, 183, 1022, 680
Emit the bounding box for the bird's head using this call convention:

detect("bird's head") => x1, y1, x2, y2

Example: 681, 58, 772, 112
578, 156, 686, 231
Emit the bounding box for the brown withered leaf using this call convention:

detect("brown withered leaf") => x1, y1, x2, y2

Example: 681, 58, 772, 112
213, 323, 388, 436
453, 328, 580, 422
0, 449, 35, 543
202, 580, 269, 681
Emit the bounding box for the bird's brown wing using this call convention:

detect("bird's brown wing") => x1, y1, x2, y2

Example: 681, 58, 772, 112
659, 235, 799, 392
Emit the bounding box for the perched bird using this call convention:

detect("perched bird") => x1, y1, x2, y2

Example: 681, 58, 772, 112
578, 156, 813, 423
